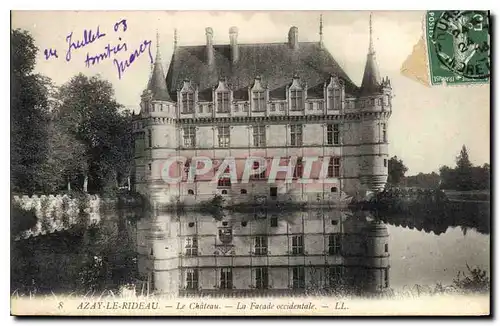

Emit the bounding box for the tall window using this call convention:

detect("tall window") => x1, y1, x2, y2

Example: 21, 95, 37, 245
185, 237, 198, 256
255, 267, 269, 289
183, 126, 196, 148
217, 166, 231, 188
181, 92, 194, 113
327, 124, 340, 145
220, 268, 233, 289
253, 125, 266, 147
318, 101, 324, 110
384, 268, 389, 288
290, 125, 303, 146
255, 236, 268, 255
290, 90, 303, 111
252, 91, 265, 112
217, 91, 230, 113
328, 88, 341, 110
252, 161, 266, 180
382, 123, 387, 142
292, 235, 304, 255
293, 157, 303, 179
186, 268, 199, 290
218, 126, 230, 148
328, 234, 341, 255
328, 266, 343, 286
292, 266, 305, 289
147, 129, 152, 148
327, 157, 340, 177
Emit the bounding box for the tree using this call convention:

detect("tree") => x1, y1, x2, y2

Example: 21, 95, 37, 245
387, 156, 408, 185
456, 145, 473, 170
11, 29, 54, 193
55, 74, 133, 194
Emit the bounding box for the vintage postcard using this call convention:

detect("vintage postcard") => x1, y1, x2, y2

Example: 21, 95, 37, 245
10, 10, 490, 316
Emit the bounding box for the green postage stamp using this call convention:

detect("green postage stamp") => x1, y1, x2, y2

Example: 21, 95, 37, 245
426, 10, 490, 85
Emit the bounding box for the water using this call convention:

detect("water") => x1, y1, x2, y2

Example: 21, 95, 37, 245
11, 204, 490, 296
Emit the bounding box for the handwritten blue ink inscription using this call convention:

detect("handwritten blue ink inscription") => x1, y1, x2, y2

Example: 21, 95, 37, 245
66, 26, 106, 62
44, 48, 58, 60
85, 39, 128, 68
113, 40, 153, 80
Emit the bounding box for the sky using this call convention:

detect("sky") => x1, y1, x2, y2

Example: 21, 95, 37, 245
11, 11, 490, 175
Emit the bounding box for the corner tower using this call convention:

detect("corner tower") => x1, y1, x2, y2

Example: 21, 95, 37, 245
358, 13, 392, 195
133, 32, 178, 203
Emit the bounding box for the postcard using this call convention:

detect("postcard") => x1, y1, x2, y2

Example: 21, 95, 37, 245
10, 10, 490, 316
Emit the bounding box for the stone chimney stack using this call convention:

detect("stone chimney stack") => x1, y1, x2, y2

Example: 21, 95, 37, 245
229, 26, 239, 64
205, 27, 214, 66
288, 26, 299, 50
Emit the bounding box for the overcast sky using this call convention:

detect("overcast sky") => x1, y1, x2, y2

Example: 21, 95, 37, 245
12, 11, 490, 175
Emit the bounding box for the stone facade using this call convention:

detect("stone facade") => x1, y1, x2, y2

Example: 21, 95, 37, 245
132, 18, 392, 206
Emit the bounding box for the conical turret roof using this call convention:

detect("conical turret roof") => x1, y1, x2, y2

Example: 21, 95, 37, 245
146, 35, 172, 101
359, 13, 382, 96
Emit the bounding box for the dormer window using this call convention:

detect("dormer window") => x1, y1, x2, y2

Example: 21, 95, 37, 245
252, 91, 266, 112
217, 91, 230, 113
181, 92, 194, 113
290, 90, 303, 111
327, 87, 341, 110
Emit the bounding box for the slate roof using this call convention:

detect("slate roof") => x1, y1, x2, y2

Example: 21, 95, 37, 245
359, 50, 382, 96
165, 42, 359, 102
146, 49, 172, 101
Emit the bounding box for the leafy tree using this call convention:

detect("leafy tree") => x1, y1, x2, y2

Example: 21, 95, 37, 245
439, 146, 490, 190
55, 74, 133, 194
387, 156, 408, 185
11, 29, 53, 193
456, 145, 473, 170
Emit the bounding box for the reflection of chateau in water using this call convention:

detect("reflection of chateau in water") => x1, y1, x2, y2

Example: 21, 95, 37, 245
136, 210, 390, 295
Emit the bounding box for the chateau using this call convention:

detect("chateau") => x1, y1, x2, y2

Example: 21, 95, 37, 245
132, 16, 392, 206
136, 210, 390, 295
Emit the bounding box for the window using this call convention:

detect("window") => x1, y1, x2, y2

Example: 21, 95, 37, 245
385, 243, 389, 253
290, 125, 303, 146
308, 102, 314, 110
328, 88, 341, 110
255, 267, 269, 289
384, 159, 388, 167
384, 268, 389, 288
234, 104, 239, 112
218, 126, 230, 148
327, 157, 341, 177
293, 157, 303, 179
384, 94, 390, 107
280, 102, 285, 111
382, 123, 387, 142
291, 235, 304, 255
243, 103, 249, 112
217, 91, 230, 113
181, 92, 194, 113
270, 216, 278, 227
331, 187, 337, 193
185, 237, 198, 256
328, 266, 343, 286
318, 101, 324, 110
183, 126, 196, 148
290, 90, 303, 111
220, 268, 233, 289
240, 189, 247, 194
328, 234, 341, 255
270, 103, 276, 111
148, 163, 152, 172
327, 124, 340, 145
221, 189, 228, 195
251, 161, 266, 180
378, 98, 383, 106
218, 167, 231, 188
198, 104, 203, 113
253, 91, 266, 112
253, 125, 266, 147
292, 266, 305, 289
147, 129, 152, 148
188, 189, 194, 195
255, 236, 268, 255
186, 268, 199, 290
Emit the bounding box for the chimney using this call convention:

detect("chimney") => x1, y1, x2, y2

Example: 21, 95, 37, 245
229, 26, 239, 64
205, 27, 214, 66
288, 26, 299, 50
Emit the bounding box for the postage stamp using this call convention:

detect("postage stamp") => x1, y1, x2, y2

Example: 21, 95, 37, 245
10, 11, 490, 317
426, 10, 490, 85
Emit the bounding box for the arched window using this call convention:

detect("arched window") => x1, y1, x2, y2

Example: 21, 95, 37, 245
221, 189, 228, 195
331, 187, 338, 193
187, 189, 194, 195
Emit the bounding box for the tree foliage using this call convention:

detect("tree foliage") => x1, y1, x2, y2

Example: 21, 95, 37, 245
387, 156, 408, 185
439, 145, 490, 190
